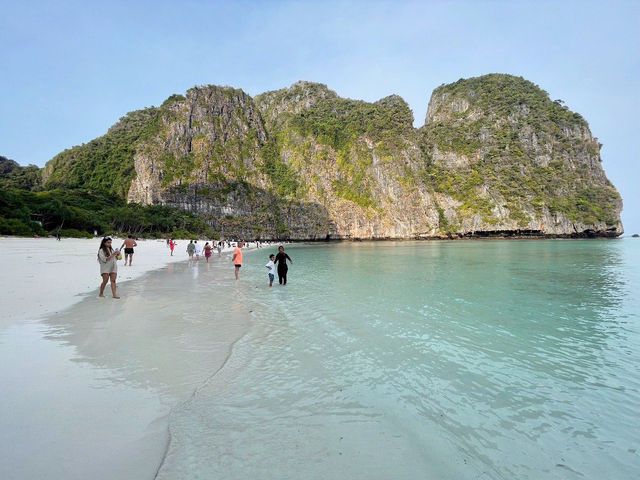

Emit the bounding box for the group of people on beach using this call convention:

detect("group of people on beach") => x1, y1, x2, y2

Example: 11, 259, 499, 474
96, 236, 293, 298
230, 241, 293, 285
185, 240, 224, 262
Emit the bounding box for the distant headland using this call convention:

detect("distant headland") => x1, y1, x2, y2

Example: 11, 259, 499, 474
1, 74, 623, 239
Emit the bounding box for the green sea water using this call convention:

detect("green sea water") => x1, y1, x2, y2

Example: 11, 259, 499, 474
154, 239, 640, 479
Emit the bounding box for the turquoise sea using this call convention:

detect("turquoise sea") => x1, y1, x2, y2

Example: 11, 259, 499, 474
9, 239, 638, 479
153, 239, 640, 479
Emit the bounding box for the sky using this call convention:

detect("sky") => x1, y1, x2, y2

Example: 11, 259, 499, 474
1, 0, 638, 233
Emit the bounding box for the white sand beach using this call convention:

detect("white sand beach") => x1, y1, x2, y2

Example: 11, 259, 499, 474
0, 237, 242, 328
0, 236, 262, 480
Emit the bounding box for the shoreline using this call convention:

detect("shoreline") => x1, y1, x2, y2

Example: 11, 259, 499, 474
251, 230, 624, 242
0, 239, 264, 480
279, 233, 625, 243
0, 237, 265, 329
1, 239, 637, 478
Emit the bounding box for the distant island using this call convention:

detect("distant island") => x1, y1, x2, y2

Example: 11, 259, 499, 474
0, 74, 623, 239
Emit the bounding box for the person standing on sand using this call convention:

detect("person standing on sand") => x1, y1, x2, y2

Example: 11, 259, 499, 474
169, 239, 175, 256
232, 241, 244, 280
274, 245, 293, 285
97, 236, 120, 299
187, 240, 195, 260
119, 235, 137, 266
204, 242, 213, 263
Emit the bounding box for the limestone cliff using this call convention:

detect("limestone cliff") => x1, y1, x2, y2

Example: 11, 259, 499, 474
42, 74, 623, 239
419, 74, 622, 236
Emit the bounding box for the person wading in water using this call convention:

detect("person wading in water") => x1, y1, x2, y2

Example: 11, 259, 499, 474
274, 246, 293, 285
232, 241, 244, 280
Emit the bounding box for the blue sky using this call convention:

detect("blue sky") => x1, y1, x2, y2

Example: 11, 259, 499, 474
1, 0, 638, 233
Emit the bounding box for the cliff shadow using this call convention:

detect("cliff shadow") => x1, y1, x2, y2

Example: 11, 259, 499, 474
159, 181, 338, 241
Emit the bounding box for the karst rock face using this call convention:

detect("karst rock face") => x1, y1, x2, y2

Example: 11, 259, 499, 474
420, 75, 622, 237
127, 85, 267, 206
43, 74, 623, 239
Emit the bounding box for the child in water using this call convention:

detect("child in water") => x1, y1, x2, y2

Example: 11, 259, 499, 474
265, 254, 275, 287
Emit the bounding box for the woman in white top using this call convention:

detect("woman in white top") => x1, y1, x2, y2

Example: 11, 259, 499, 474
97, 236, 120, 299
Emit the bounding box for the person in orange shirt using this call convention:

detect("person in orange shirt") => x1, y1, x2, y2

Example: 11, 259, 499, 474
232, 241, 244, 279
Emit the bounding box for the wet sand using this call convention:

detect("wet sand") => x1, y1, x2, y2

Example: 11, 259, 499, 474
0, 237, 261, 480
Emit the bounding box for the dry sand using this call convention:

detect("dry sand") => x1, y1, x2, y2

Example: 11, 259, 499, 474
0, 237, 218, 328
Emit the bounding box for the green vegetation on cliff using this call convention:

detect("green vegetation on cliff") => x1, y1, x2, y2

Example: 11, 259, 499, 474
30, 74, 622, 239
422, 74, 590, 162
258, 136, 301, 197
44, 107, 161, 197
0, 156, 41, 190
420, 74, 620, 227
431, 74, 586, 125
272, 93, 415, 208
422, 156, 620, 226
289, 94, 414, 152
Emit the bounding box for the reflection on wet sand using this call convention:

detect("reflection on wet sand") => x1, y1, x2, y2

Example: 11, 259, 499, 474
1, 254, 256, 480
43, 257, 254, 400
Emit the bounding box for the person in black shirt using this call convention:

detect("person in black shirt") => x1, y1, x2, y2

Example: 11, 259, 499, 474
274, 246, 293, 285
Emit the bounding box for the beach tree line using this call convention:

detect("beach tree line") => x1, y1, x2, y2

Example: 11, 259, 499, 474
0, 187, 215, 238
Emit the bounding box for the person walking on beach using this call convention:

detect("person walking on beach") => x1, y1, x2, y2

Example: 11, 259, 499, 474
97, 236, 120, 299
119, 235, 137, 266
194, 241, 201, 260
187, 240, 195, 260
232, 241, 244, 280
217, 241, 222, 256
203, 242, 213, 263
169, 239, 175, 256
274, 246, 293, 285
265, 253, 275, 287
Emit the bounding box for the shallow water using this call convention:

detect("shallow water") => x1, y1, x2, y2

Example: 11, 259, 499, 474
153, 239, 640, 479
